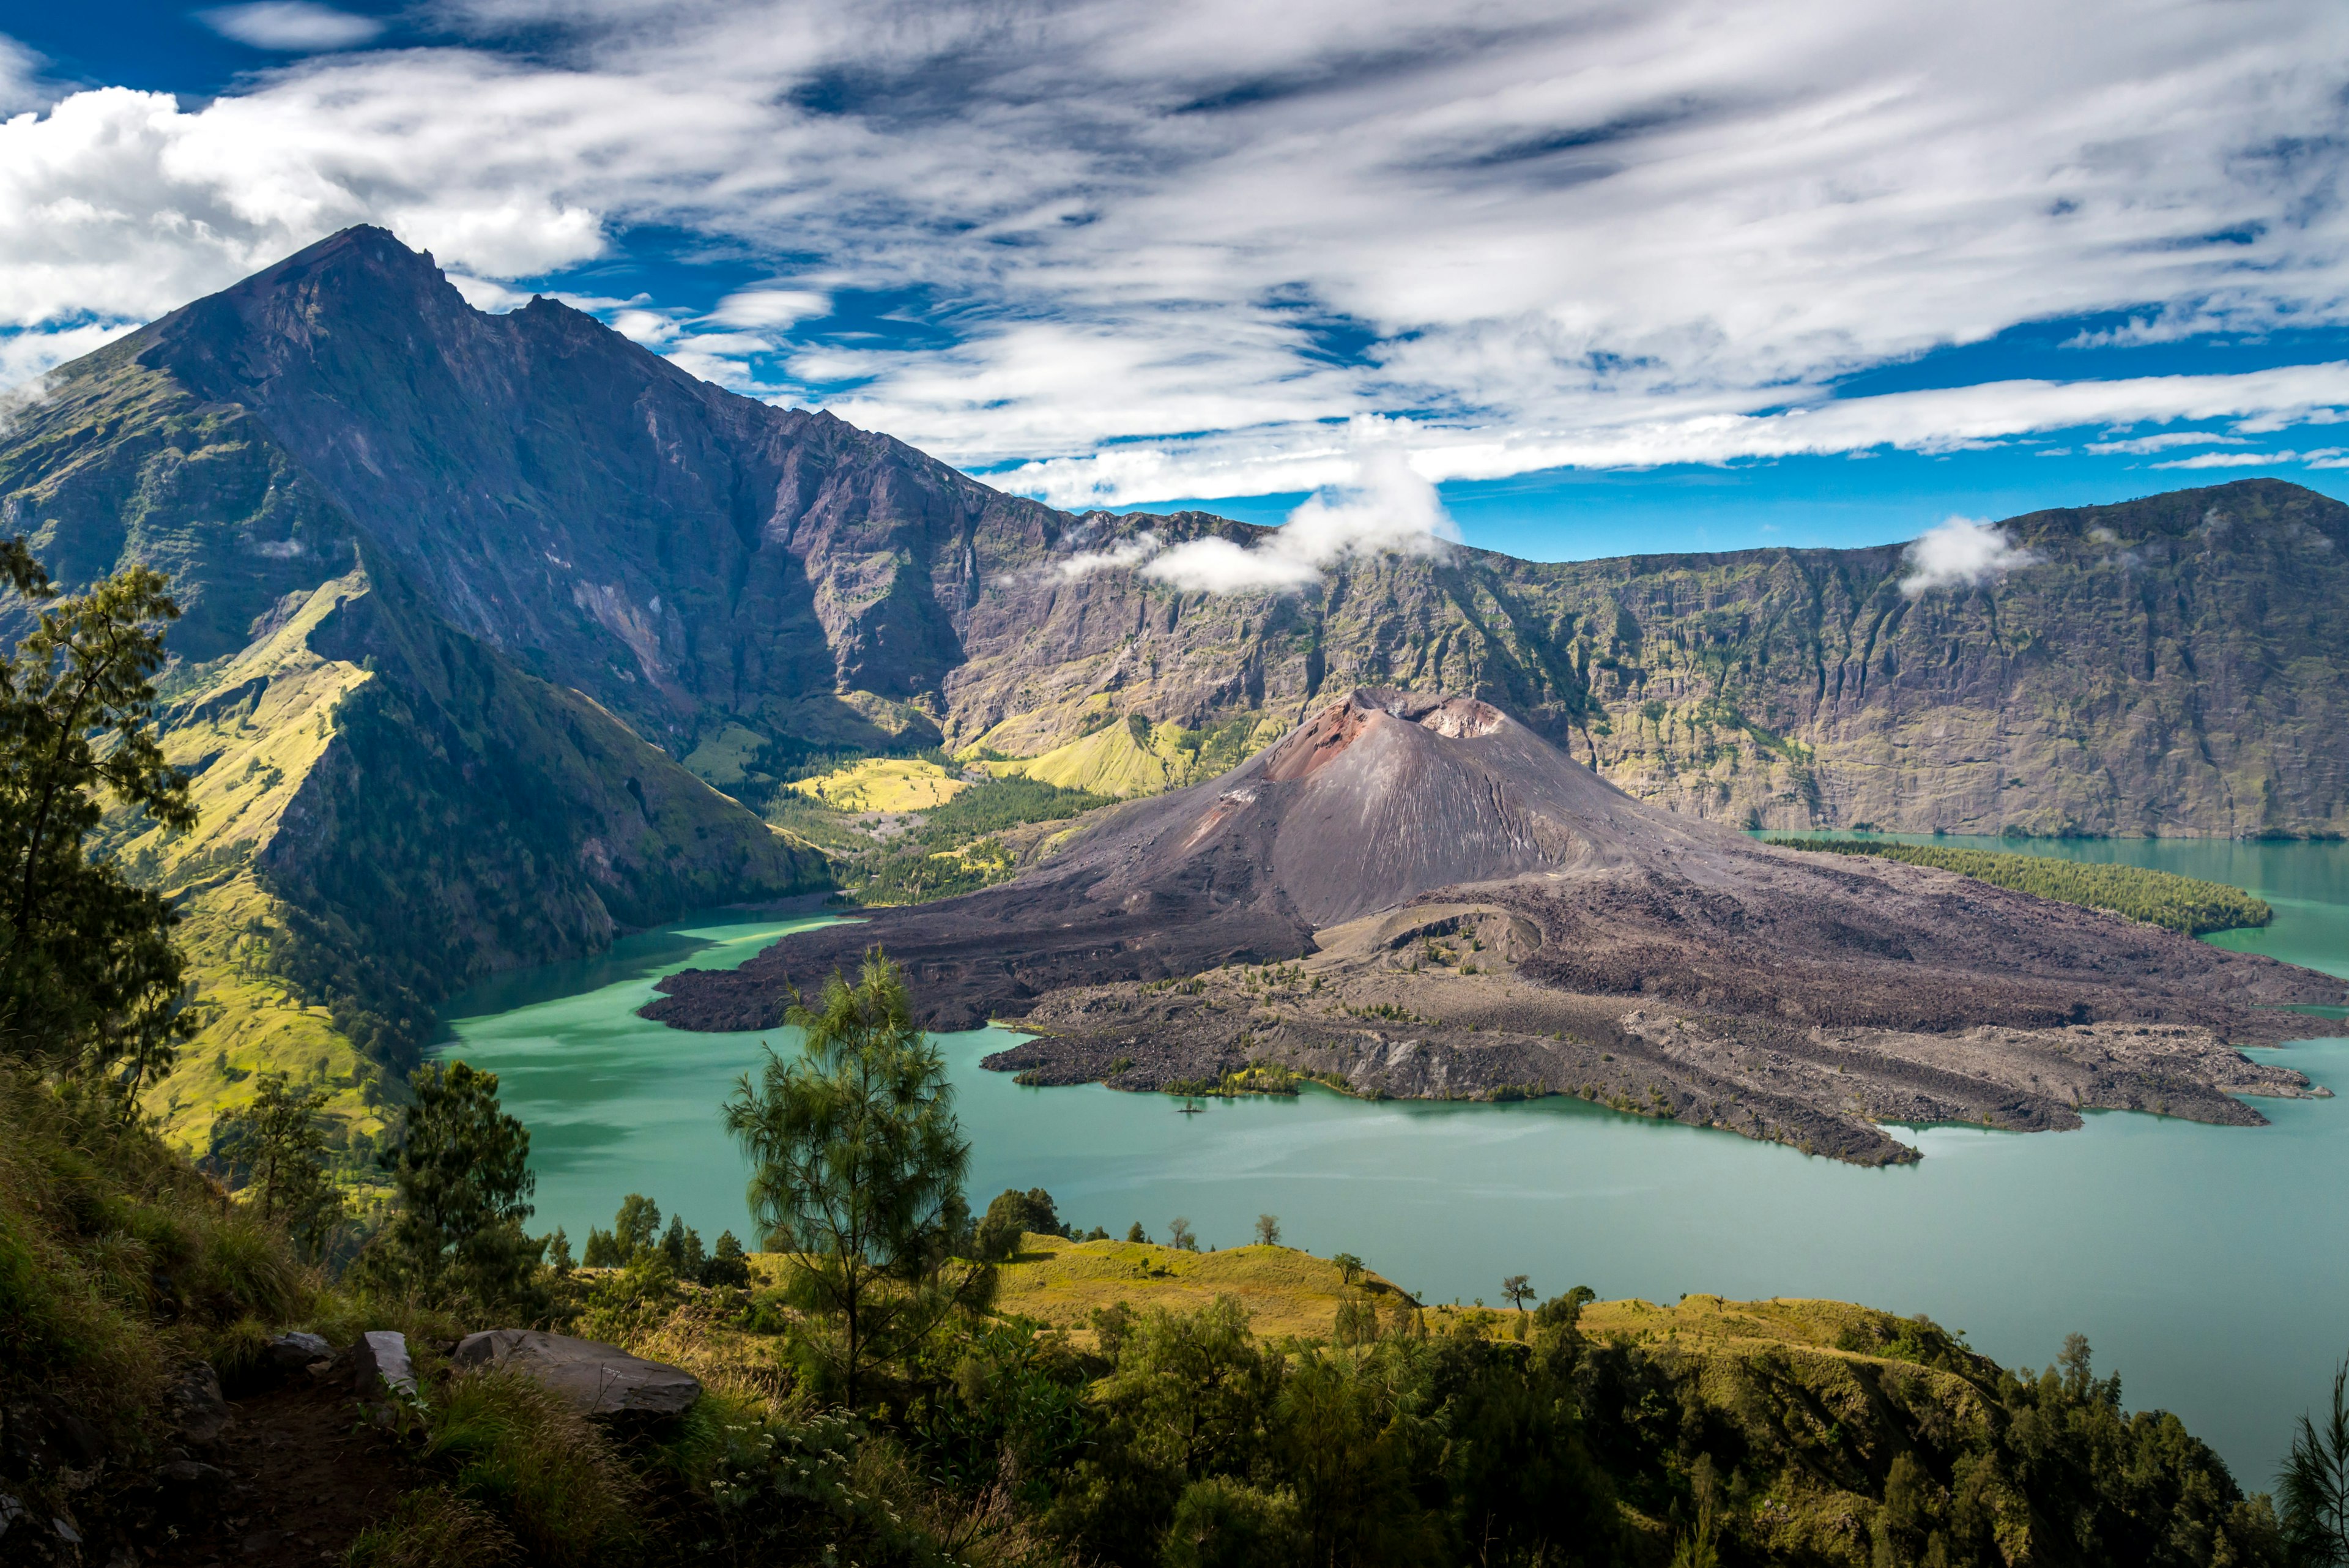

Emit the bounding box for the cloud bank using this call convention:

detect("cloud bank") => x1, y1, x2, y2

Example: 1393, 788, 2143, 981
0, 0, 2343, 500
1059, 448, 1461, 594
1901, 518, 2042, 596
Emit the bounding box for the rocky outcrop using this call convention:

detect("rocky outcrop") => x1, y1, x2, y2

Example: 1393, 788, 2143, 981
166, 1364, 232, 1444
351, 1332, 418, 1403
265, 1334, 332, 1374
452, 1331, 700, 1422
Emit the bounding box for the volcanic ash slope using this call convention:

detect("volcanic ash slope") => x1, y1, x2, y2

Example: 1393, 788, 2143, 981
646, 691, 2345, 1163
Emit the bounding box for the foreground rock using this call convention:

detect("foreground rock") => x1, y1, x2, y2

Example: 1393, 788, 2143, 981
351, 1332, 418, 1403
453, 1331, 700, 1421
655, 689, 2346, 1164
166, 1364, 232, 1444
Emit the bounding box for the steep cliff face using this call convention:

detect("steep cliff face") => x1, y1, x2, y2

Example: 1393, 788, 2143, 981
132, 226, 1067, 752
1541, 484, 2349, 836
949, 485, 2349, 838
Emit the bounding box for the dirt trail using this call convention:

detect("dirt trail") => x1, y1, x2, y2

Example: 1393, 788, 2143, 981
147, 1377, 412, 1568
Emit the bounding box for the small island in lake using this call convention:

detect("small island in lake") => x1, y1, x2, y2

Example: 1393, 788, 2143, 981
647, 689, 2347, 1164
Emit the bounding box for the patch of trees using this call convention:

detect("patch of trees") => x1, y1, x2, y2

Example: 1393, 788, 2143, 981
570, 1191, 751, 1287
845, 775, 1115, 906
1770, 837, 2274, 934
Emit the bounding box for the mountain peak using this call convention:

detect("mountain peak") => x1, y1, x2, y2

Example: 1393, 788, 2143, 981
221, 223, 451, 312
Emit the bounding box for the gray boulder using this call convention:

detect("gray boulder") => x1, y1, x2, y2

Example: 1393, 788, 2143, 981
166, 1363, 231, 1443
452, 1330, 699, 1421
351, 1331, 418, 1402
265, 1331, 332, 1372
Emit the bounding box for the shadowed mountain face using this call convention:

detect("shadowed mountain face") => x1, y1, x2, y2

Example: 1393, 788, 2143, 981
646, 689, 2345, 1040
0, 231, 832, 1145
126, 226, 1063, 751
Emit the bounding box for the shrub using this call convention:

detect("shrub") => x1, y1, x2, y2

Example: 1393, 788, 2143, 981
701, 1229, 752, 1288
345, 1487, 521, 1568
420, 1368, 641, 1568
976, 1188, 1066, 1262
1162, 1477, 1302, 1568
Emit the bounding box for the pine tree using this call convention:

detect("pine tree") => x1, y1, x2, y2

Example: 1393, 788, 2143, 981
722, 948, 984, 1405
702, 1229, 752, 1288
368, 1060, 541, 1311
208, 1072, 343, 1261
0, 541, 196, 1098
2282, 1355, 2349, 1566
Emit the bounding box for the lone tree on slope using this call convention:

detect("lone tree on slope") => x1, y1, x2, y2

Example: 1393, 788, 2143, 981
724, 948, 984, 1406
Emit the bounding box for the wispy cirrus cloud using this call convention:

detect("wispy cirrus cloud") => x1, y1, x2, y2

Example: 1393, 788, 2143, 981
0, 0, 2342, 505
200, 3, 385, 51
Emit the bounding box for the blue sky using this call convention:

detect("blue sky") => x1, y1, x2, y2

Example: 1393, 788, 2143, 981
2, 0, 2347, 565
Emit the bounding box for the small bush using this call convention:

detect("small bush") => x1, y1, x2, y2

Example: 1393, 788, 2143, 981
421, 1368, 641, 1567
207, 1315, 278, 1396
187, 1205, 310, 1323
345, 1487, 521, 1567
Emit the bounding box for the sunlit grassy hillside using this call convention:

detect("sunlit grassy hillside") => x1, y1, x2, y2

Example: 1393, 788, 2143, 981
787, 755, 974, 811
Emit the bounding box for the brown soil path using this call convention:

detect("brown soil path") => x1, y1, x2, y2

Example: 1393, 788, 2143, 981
147, 1378, 413, 1568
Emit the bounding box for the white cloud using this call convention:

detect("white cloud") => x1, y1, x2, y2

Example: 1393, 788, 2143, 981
1009, 364, 2349, 505
200, 3, 385, 50
1140, 446, 1458, 593
444, 273, 532, 312
609, 307, 680, 345
1, 0, 2347, 488
2150, 450, 2287, 470
0, 322, 132, 390
2084, 431, 2250, 456
710, 288, 829, 329
1058, 531, 1163, 579
1142, 535, 1324, 594
0, 37, 51, 115
1900, 517, 2041, 596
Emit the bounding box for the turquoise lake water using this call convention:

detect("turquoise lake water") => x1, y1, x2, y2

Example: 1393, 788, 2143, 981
436, 835, 2349, 1487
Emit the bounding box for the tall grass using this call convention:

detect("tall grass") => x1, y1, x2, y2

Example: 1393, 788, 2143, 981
344, 1488, 521, 1568
0, 1064, 318, 1436
418, 1369, 642, 1567
1765, 839, 2273, 934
